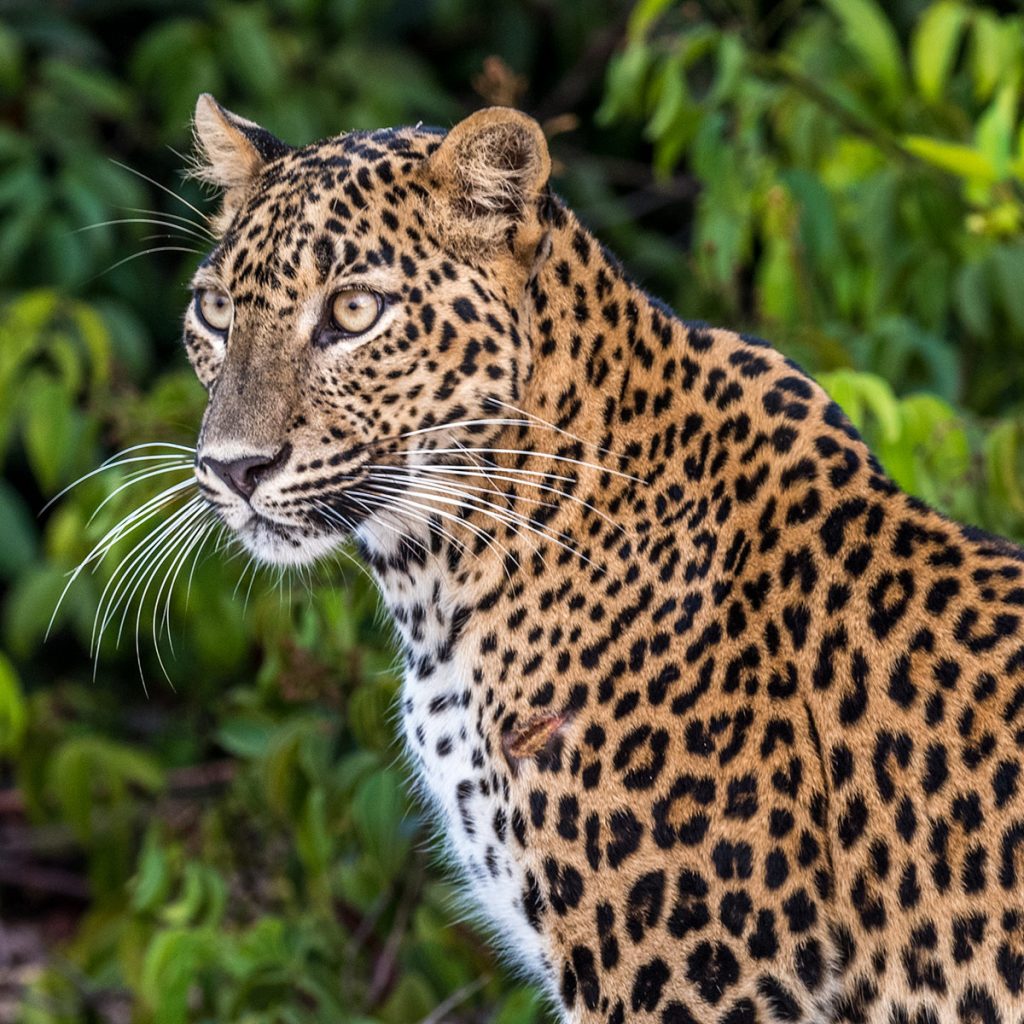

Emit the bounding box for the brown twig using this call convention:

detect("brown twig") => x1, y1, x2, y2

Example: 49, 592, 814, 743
0, 862, 90, 901
415, 975, 491, 1024
367, 860, 425, 1008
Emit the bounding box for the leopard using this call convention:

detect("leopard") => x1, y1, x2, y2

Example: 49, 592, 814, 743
180, 93, 1024, 1023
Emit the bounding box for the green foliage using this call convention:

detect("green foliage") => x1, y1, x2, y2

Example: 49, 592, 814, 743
600, 0, 1024, 419
819, 369, 1024, 539
1, 1, 1022, 1022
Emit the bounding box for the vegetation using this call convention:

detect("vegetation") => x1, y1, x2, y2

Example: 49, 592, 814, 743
0, 1, 1021, 1021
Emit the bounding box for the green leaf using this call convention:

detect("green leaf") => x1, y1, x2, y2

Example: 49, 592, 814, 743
991, 247, 1024, 332
902, 135, 997, 183
646, 57, 689, 143
0, 480, 37, 579
351, 768, 411, 881
627, 0, 674, 38
48, 736, 164, 841
295, 785, 332, 886
954, 259, 994, 338
217, 6, 285, 99
822, 0, 906, 104
850, 373, 903, 444
986, 419, 1024, 517
347, 680, 397, 752
40, 58, 132, 119
0, 184, 45, 274
596, 44, 652, 125
378, 972, 436, 1024
819, 370, 902, 443
68, 300, 112, 390
912, 1, 968, 102
0, 651, 27, 756
217, 715, 276, 759
0, 23, 24, 94
94, 299, 151, 380
161, 861, 224, 927
3, 564, 69, 657
757, 235, 799, 324
140, 927, 216, 1024
131, 19, 222, 137
976, 79, 1019, 179
969, 11, 1007, 101
782, 170, 841, 270
131, 826, 172, 913
21, 371, 80, 493
493, 987, 543, 1024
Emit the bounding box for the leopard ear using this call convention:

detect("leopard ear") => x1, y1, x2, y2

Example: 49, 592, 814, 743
423, 107, 551, 261
192, 94, 290, 191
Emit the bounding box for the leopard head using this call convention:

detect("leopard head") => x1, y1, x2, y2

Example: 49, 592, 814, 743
185, 95, 552, 565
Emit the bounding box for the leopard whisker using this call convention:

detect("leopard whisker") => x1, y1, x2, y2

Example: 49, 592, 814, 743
147, 513, 218, 683
124, 207, 217, 239
362, 475, 563, 565
100, 442, 196, 464
47, 478, 199, 640
310, 501, 385, 588
93, 245, 205, 281
232, 553, 259, 601
397, 444, 643, 483
95, 496, 205, 644
360, 480, 591, 569
74, 217, 213, 243
241, 547, 261, 615
356, 481, 548, 568
347, 487, 516, 567
155, 513, 217, 650
365, 462, 625, 533
110, 159, 213, 225
83, 478, 200, 568
384, 461, 576, 483
183, 519, 226, 615
86, 499, 203, 690
365, 473, 577, 542
486, 397, 631, 460
395, 412, 620, 463
42, 450, 193, 514
98, 498, 208, 660
140, 232, 203, 245
365, 468, 559, 512
86, 463, 195, 526
396, 417, 536, 440
344, 489, 472, 558
350, 488, 523, 591
339, 419, 643, 484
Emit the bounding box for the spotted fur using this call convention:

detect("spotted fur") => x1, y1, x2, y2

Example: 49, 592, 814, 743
183, 96, 1024, 1023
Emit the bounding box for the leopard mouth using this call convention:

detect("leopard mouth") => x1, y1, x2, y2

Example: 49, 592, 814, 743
245, 512, 298, 540
233, 510, 345, 567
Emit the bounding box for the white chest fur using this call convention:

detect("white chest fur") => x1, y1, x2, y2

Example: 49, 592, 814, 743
400, 655, 551, 979
358, 531, 553, 982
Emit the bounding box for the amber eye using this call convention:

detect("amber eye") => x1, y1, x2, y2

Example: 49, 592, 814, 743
329, 289, 382, 335
195, 289, 233, 333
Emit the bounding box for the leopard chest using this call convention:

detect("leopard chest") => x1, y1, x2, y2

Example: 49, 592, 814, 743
381, 564, 554, 980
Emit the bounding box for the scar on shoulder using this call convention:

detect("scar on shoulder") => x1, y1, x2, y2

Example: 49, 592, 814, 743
502, 713, 572, 773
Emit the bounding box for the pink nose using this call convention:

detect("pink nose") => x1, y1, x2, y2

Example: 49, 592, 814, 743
202, 444, 290, 500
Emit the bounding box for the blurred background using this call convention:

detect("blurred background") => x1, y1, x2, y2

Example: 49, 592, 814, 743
0, 0, 1023, 1021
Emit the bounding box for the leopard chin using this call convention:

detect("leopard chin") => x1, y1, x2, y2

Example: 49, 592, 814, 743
234, 514, 343, 568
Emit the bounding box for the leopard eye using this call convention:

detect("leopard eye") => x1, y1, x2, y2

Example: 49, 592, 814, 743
195, 288, 233, 333
330, 289, 382, 335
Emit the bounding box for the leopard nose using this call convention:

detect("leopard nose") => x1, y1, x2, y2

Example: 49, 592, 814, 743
202, 443, 291, 500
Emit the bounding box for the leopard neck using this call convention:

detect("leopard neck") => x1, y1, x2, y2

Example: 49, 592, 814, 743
355, 202, 846, 668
